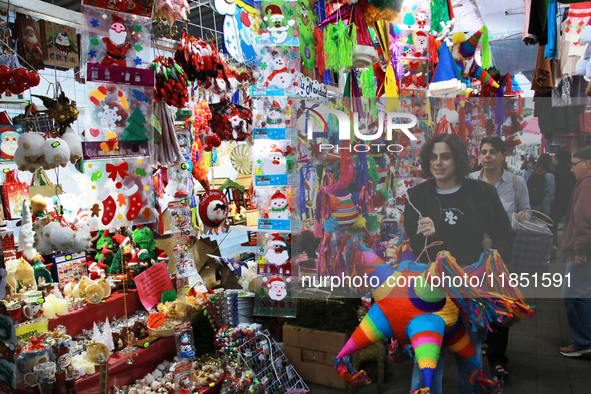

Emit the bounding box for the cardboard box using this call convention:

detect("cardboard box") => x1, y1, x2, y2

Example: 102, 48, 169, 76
282, 325, 348, 389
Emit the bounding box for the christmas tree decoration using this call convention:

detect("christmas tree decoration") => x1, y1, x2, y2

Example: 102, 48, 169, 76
403, 10, 415, 27
121, 106, 150, 143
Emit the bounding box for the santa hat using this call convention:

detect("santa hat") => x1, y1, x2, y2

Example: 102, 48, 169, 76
270, 101, 282, 113
270, 144, 291, 156
428, 41, 466, 97
264, 5, 284, 20
416, 31, 428, 38
271, 190, 287, 201
112, 233, 128, 246
102, 230, 110, 237
267, 277, 285, 287
268, 233, 287, 247
111, 14, 126, 28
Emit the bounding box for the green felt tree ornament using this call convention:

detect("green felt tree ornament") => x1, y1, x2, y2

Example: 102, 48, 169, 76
122, 106, 149, 143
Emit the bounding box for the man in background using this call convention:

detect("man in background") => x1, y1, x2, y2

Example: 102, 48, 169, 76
560, 146, 591, 357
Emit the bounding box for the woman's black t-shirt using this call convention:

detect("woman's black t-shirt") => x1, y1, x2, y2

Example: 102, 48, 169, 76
428, 184, 484, 266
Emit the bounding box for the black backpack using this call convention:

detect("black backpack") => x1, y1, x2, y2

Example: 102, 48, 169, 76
527, 171, 547, 206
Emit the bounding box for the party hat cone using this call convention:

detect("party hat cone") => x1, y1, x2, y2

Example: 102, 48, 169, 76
429, 41, 466, 97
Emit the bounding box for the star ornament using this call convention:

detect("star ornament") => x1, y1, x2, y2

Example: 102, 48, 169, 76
88, 49, 97, 59
134, 57, 143, 66
134, 24, 143, 33
90, 18, 100, 27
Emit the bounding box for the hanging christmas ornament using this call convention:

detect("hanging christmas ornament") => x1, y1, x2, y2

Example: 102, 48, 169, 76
451, 27, 499, 88
199, 189, 229, 228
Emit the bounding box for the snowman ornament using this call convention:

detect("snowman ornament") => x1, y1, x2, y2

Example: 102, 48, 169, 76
267, 190, 291, 219
265, 233, 290, 272
263, 51, 296, 90
263, 101, 287, 128
179, 333, 195, 358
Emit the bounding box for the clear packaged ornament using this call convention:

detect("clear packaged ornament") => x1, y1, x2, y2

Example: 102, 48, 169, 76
173, 361, 193, 394
168, 200, 195, 240
172, 244, 198, 278
175, 322, 196, 359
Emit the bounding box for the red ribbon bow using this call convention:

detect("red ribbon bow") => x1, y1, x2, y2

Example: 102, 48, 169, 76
27, 334, 47, 351
404, 180, 413, 187
106, 162, 129, 182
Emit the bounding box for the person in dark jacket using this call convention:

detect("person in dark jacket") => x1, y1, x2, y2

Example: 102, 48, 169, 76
559, 146, 591, 357
404, 134, 514, 394
550, 150, 577, 260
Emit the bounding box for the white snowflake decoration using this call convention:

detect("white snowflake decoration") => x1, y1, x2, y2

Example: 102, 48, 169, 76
98, 106, 122, 130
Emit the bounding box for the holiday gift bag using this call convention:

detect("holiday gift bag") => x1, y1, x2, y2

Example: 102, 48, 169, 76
12, 103, 54, 134
2, 170, 29, 219
29, 169, 63, 198
511, 210, 554, 268
38, 20, 79, 69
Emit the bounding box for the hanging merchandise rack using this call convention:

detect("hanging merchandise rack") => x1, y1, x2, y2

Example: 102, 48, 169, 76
238, 330, 309, 394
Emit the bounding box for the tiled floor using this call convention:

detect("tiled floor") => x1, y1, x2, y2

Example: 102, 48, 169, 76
303, 235, 591, 393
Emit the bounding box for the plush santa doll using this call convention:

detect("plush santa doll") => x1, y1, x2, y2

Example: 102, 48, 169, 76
101, 14, 132, 67
262, 145, 290, 175
87, 258, 106, 280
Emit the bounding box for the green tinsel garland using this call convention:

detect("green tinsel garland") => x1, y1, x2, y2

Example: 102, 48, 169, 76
161, 290, 177, 304
365, 215, 381, 234
359, 68, 378, 118
430, 0, 450, 35
324, 24, 338, 71
367, 155, 380, 187
325, 21, 357, 71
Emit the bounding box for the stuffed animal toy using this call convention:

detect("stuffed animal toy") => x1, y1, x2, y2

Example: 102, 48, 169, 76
43, 138, 70, 168
131, 227, 164, 263
60, 127, 83, 164
86, 259, 105, 280
30, 194, 48, 221
334, 237, 534, 393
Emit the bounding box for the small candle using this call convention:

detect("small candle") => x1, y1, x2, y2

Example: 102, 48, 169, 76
56, 300, 68, 316
85, 363, 95, 375
76, 364, 86, 377
43, 302, 56, 319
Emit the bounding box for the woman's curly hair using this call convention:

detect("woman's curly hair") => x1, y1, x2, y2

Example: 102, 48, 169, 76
419, 133, 470, 179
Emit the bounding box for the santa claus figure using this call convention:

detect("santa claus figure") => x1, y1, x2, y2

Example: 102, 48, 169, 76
415, 31, 429, 57
262, 145, 289, 175
262, 4, 295, 44
86, 259, 106, 280
0, 130, 19, 159
265, 233, 290, 269
416, 9, 427, 28
22, 25, 44, 67
101, 14, 132, 67
263, 51, 296, 90
267, 190, 290, 220
267, 277, 287, 301
263, 101, 287, 128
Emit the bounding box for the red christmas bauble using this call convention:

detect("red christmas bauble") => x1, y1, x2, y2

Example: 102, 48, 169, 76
0, 82, 6, 95
8, 83, 25, 95
26, 71, 40, 87
0, 65, 12, 84
12, 68, 29, 85
198, 190, 228, 228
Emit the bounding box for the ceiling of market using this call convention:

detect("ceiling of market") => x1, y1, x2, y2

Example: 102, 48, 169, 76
39, 0, 541, 81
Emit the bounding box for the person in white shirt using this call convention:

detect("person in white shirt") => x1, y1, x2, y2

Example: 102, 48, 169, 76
469, 136, 530, 382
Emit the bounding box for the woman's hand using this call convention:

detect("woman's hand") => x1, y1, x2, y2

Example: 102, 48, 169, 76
516, 211, 527, 221
418, 217, 436, 237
